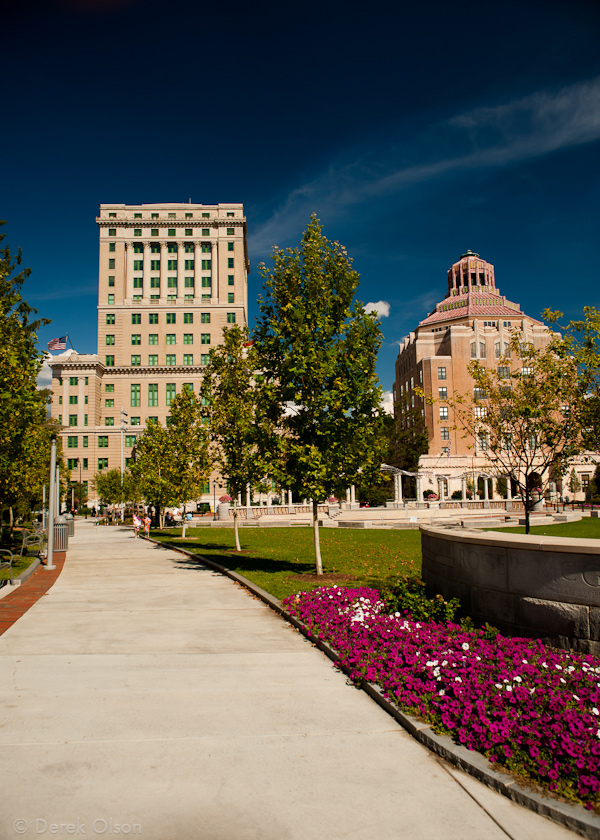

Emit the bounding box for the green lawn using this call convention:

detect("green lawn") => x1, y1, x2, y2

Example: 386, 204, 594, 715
151, 526, 422, 600
0, 553, 39, 582
490, 518, 600, 538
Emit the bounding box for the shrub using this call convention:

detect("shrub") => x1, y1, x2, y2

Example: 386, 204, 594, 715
379, 575, 461, 623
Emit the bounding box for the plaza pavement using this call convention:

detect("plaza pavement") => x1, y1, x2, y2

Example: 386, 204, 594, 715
0, 520, 579, 840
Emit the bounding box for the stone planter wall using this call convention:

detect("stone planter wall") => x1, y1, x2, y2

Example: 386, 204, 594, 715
420, 525, 600, 655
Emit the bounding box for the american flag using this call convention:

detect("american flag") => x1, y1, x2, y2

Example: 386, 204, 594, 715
48, 336, 67, 351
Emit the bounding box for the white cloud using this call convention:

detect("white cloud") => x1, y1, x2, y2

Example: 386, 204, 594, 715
37, 354, 53, 389
381, 390, 394, 415
249, 77, 600, 253
365, 300, 390, 319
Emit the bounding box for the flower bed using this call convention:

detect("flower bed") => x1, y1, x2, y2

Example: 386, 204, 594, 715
283, 586, 600, 810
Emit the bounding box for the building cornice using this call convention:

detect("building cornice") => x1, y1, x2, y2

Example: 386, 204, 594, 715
96, 218, 246, 229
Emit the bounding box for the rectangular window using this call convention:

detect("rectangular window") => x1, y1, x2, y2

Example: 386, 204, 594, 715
201, 354, 210, 365
67, 436, 78, 448
82, 436, 88, 448
134, 229, 142, 237
184, 259, 194, 270
149, 313, 158, 324
168, 229, 176, 237
105, 355, 115, 366
184, 243, 194, 253
201, 243, 211, 253
227, 242, 234, 252
133, 260, 143, 271
106, 313, 115, 325
125, 435, 136, 448
133, 277, 143, 289
498, 366, 511, 379
150, 277, 160, 289
167, 260, 177, 271
166, 354, 176, 365
227, 227, 235, 234
201, 277, 211, 288
150, 260, 160, 271
167, 276, 177, 288
150, 243, 160, 254
166, 313, 176, 324
130, 313, 141, 325
184, 277, 194, 288
470, 342, 476, 359
438, 366, 446, 380
478, 434, 488, 451
167, 243, 177, 254
166, 334, 176, 345
227, 292, 234, 303
197, 313, 209, 325
201, 334, 211, 344
106, 335, 115, 345
68, 415, 77, 427
183, 334, 193, 344
185, 229, 193, 237
68, 376, 77, 386
480, 342, 486, 358
184, 313, 193, 324
228, 275, 234, 287
439, 407, 449, 420
148, 334, 158, 345
227, 258, 234, 268
98, 458, 109, 470
148, 355, 158, 366
438, 387, 447, 399
108, 212, 117, 218
226, 313, 236, 324
98, 436, 109, 448
148, 384, 158, 407
58, 395, 62, 404
131, 384, 141, 407
109, 243, 115, 252
183, 354, 193, 365
201, 260, 212, 270
147, 416, 158, 424
84, 414, 88, 426
108, 276, 115, 287
183, 383, 193, 392
82, 459, 88, 470
108, 259, 115, 269
130, 417, 140, 426
131, 355, 141, 366
440, 427, 449, 440
105, 417, 114, 426
105, 399, 114, 407
166, 383, 176, 406
475, 406, 488, 418
495, 342, 501, 359
108, 294, 115, 305
473, 387, 487, 400
66, 458, 78, 470
151, 229, 159, 237
108, 228, 116, 237
131, 334, 141, 345
185, 213, 193, 219
104, 384, 114, 393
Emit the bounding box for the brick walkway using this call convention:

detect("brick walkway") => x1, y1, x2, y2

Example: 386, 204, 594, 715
0, 558, 65, 636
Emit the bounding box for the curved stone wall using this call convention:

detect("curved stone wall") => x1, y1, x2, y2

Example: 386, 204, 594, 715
420, 525, 600, 655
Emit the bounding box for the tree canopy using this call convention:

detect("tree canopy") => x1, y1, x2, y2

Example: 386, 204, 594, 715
0, 222, 53, 523
451, 330, 587, 532
254, 215, 385, 572
200, 326, 272, 550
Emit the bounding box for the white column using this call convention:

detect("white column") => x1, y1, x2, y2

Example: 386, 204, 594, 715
483, 476, 489, 501
288, 489, 293, 505
397, 474, 403, 503
461, 477, 467, 501
416, 474, 422, 502
506, 477, 512, 500
246, 483, 252, 511
176, 241, 184, 300
350, 485, 356, 504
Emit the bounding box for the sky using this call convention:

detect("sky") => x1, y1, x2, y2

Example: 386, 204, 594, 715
3, 0, 600, 407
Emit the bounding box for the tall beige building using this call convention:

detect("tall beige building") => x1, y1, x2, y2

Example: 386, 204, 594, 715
50, 202, 249, 505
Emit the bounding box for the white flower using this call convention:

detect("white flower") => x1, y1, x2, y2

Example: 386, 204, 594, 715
514, 676, 522, 683
495, 683, 503, 689
573, 695, 580, 701
439, 689, 446, 696
592, 708, 599, 716
506, 686, 513, 692
461, 643, 469, 651
560, 678, 566, 684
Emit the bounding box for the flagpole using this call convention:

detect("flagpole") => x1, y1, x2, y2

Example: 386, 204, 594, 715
67, 333, 75, 350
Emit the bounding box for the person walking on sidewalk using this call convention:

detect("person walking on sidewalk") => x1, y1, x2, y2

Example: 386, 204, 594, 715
133, 512, 141, 538
143, 514, 151, 537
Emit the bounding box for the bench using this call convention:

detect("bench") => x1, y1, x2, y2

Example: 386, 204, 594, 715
20, 531, 46, 559
0, 549, 15, 584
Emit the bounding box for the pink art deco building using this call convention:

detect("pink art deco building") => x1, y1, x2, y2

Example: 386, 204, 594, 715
392, 251, 594, 501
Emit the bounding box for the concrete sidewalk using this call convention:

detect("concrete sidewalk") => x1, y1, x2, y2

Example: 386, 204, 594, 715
0, 520, 577, 840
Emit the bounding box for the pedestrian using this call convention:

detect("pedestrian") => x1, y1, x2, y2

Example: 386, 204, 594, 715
143, 514, 151, 536
133, 512, 141, 538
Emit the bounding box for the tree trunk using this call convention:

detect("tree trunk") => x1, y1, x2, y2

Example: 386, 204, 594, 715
524, 486, 530, 535
233, 501, 241, 552
181, 505, 187, 538
312, 500, 323, 575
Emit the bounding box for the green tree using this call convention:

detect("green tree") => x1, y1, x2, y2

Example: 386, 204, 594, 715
389, 397, 430, 472
0, 222, 52, 529
450, 331, 587, 533
130, 421, 178, 527
200, 326, 271, 550
567, 468, 581, 497
254, 216, 386, 573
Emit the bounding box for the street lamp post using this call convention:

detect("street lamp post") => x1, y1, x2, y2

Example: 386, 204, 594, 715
120, 408, 128, 522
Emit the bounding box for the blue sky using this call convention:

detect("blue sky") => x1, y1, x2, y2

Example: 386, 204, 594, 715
3, 0, 600, 404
